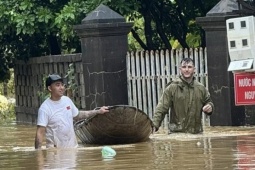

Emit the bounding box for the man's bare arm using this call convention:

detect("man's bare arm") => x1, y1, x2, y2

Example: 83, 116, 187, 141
35, 126, 46, 149
74, 106, 109, 121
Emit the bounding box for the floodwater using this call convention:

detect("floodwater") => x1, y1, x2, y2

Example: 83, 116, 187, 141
1, 123, 255, 170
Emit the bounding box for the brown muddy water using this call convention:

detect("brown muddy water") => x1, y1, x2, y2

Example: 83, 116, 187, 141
1, 123, 255, 170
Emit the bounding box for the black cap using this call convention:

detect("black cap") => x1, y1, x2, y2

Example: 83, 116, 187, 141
45, 74, 63, 88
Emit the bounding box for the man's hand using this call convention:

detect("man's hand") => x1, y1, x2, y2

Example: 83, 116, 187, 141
97, 106, 110, 114
202, 104, 212, 114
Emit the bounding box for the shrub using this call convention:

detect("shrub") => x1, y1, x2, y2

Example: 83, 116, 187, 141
0, 95, 15, 123
0, 95, 8, 112
0, 69, 15, 98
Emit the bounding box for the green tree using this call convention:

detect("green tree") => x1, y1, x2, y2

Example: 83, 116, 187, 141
108, 0, 219, 50
0, 0, 219, 82
0, 0, 90, 82
0, 0, 88, 58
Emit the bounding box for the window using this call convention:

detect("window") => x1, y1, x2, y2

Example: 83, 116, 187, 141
241, 21, 246, 28
242, 39, 248, 46
228, 22, 234, 29
230, 41, 236, 48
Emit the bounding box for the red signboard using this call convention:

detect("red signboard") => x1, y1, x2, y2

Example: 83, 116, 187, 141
234, 72, 255, 105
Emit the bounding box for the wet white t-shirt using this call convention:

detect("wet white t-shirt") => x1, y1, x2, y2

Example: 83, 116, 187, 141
37, 96, 79, 148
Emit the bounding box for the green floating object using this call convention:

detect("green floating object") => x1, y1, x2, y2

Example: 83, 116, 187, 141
101, 146, 116, 159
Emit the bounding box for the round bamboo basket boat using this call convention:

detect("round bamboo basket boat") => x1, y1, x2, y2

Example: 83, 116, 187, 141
74, 105, 153, 145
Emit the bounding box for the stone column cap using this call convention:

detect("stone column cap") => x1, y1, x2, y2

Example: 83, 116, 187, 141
206, 0, 239, 16
82, 4, 125, 24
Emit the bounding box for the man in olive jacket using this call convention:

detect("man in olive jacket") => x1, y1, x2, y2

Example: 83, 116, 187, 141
152, 58, 214, 134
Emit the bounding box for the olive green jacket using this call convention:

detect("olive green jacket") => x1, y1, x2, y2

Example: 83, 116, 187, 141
152, 76, 214, 134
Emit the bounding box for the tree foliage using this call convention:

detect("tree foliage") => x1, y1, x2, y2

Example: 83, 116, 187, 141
0, 0, 219, 82
106, 0, 219, 50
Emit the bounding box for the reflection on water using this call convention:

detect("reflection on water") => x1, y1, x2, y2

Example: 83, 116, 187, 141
236, 136, 255, 170
0, 123, 255, 169
37, 149, 77, 169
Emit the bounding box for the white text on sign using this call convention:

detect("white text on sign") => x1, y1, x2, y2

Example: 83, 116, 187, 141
245, 91, 255, 99
238, 78, 255, 87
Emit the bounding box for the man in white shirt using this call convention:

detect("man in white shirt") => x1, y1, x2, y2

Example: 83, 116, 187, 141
35, 74, 109, 149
